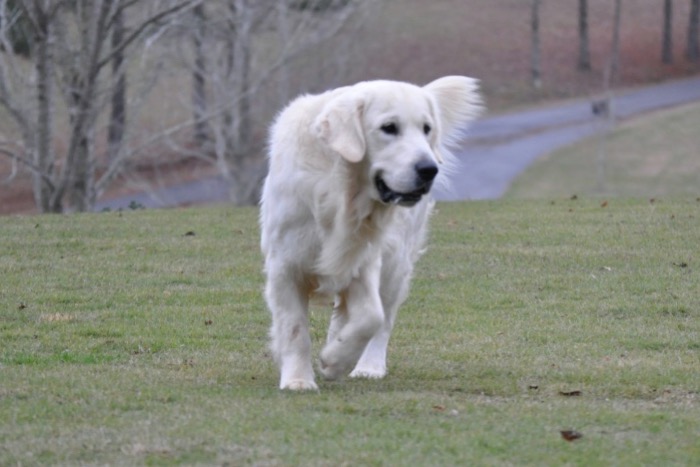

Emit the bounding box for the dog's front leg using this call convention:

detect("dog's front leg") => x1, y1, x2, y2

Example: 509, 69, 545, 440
265, 270, 317, 391
319, 261, 384, 380
350, 260, 412, 379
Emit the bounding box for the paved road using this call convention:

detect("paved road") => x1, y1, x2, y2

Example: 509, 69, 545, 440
96, 75, 700, 211
435, 75, 700, 200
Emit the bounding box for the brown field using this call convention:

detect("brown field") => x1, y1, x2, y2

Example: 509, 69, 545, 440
1, 0, 698, 214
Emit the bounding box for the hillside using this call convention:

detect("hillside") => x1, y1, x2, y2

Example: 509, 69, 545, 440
506, 101, 700, 199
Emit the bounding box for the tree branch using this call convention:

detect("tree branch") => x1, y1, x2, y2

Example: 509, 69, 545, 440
0, 146, 55, 190
95, 0, 201, 71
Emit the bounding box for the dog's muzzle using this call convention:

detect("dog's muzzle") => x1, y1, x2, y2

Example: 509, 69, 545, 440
375, 160, 438, 207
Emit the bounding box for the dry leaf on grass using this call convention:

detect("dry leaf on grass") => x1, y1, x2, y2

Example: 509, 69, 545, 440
560, 430, 583, 441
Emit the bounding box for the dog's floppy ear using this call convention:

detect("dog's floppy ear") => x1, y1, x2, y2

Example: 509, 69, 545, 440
424, 76, 482, 152
313, 93, 366, 163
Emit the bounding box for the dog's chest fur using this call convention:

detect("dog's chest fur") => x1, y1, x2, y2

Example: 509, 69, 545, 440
312, 191, 395, 294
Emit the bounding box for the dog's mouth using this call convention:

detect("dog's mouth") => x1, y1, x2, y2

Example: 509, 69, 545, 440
374, 175, 432, 207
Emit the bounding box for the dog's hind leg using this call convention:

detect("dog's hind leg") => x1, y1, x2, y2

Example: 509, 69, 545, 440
326, 294, 349, 345
266, 270, 317, 391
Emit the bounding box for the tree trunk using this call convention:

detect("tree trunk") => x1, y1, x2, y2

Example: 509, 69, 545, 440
191, 3, 210, 149
108, 6, 126, 163
65, 71, 97, 212
578, 0, 591, 70
63, 0, 112, 212
234, 32, 252, 156
662, 0, 673, 63
609, 0, 623, 85
275, 2, 292, 104
33, 9, 58, 213
688, 0, 700, 61
222, 0, 257, 205
530, 0, 541, 89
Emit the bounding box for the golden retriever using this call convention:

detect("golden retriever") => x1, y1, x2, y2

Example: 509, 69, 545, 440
260, 77, 481, 390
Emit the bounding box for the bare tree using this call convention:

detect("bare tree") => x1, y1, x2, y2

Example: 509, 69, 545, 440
688, 0, 700, 61
108, 4, 126, 162
0, 0, 61, 212
173, 0, 376, 205
530, 0, 542, 89
2, 0, 375, 211
190, 2, 210, 148
0, 0, 198, 212
609, 0, 623, 85
578, 0, 591, 70
662, 0, 674, 63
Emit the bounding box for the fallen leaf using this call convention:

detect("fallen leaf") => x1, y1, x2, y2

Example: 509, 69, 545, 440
559, 390, 582, 397
560, 430, 583, 441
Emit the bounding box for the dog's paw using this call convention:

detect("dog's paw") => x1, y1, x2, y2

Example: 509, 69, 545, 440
318, 356, 348, 381
280, 379, 319, 392
349, 366, 386, 379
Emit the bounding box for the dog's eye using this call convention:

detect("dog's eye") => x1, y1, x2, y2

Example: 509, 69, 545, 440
423, 123, 431, 135
380, 123, 399, 135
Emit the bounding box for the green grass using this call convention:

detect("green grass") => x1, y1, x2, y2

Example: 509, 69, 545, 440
507, 102, 700, 199
1, 200, 700, 465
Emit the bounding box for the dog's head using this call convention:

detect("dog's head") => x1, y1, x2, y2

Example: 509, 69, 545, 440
313, 76, 481, 206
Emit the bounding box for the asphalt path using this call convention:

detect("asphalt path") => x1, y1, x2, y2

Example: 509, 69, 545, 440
96, 75, 700, 211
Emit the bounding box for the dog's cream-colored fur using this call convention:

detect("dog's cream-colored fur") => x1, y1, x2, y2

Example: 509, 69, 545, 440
260, 77, 481, 390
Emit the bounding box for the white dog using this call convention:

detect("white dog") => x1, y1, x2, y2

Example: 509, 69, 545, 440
260, 76, 481, 390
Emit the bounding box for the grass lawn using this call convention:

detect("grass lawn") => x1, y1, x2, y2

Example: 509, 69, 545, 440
506, 102, 700, 200
1, 200, 699, 465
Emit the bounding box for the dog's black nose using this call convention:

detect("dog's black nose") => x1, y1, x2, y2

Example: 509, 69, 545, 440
415, 160, 438, 183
